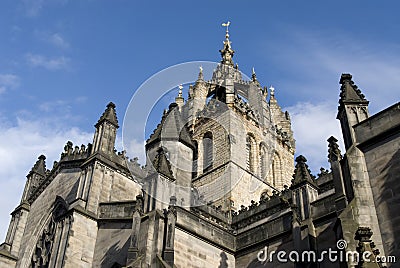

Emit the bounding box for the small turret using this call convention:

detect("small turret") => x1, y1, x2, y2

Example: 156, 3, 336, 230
327, 136, 348, 211
291, 155, 318, 220
92, 102, 119, 155
337, 74, 369, 149
21, 155, 47, 202
292, 155, 317, 188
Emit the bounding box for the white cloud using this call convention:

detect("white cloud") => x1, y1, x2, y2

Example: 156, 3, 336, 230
26, 53, 70, 70
0, 116, 92, 242
265, 29, 400, 114
49, 33, 69, 49
22, 0, 44, 17
285, 102, 345, 175
22, 0, 69, 17
0, 74, 20, 94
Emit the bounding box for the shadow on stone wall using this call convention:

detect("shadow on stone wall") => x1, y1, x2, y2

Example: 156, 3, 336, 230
380, 148, 400, 260
65, 179, 80, 204
218, 251, 228, 268
100, 239, 130, 267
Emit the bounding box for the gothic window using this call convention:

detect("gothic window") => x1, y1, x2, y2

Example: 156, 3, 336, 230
272, 153, 282, 188
192, 140, 198, 178
31, 196, 68, 268
259, 143, 268, 180
246, 134, 256, 173
31, 217, 56, 268
203, 132, 213, 172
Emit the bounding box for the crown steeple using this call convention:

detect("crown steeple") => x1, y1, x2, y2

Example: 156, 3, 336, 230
220, 21, 235, 66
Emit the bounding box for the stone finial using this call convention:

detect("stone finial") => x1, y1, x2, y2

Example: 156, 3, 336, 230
198, 66, 204, 81
251, 67, 257, 81
95, 102, 119, 128
269, 85, 275, 98
262, 86, 268, 97
328, 136, 342, 162
291, 155, 317, 187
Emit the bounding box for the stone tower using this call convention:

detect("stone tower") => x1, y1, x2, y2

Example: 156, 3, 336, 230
143, 27, 295, 214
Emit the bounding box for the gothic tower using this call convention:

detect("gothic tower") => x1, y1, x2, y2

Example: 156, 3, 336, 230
143, 27, 295, 213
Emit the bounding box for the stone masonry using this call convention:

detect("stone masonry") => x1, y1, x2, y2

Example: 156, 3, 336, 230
0, 29, 399, 268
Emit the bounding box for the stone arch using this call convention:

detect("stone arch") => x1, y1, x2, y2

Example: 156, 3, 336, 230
192, 140, 198, 178
259, 142, 268, 180
246, 133, 257, 174
31, 196, 70, 268
272, 152, 282, 188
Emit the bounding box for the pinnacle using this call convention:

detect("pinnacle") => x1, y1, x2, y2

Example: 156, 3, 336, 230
328, 136, 341, 162
96, 101, 119, 128
292, 155, 317, 188
29, 155, 47, 176
339, 73, 368, 103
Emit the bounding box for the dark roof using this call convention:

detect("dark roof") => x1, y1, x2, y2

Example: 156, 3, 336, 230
146, 103, 194, 149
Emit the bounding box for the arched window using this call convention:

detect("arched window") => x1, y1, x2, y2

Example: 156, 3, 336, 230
246, 134, 257, 173
193, 141, 198, 178
259, 143, 268, 180
272, 153, 282, 188
203, 132, 213, 172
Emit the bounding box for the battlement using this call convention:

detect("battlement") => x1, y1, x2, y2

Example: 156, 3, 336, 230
231, 192, 291, 230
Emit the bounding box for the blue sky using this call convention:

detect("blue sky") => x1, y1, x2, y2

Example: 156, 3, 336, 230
1, 0, 400, 240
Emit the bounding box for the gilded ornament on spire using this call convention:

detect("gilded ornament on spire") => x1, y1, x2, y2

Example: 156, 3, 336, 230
220, 21, 235, 66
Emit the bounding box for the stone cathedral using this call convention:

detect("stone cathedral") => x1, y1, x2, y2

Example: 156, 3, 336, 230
0, 29, 399, 268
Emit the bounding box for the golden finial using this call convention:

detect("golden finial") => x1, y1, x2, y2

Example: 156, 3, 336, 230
222, 21, 231, 39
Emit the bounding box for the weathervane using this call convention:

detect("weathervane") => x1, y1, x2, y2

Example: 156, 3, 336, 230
222, 21, 231, 38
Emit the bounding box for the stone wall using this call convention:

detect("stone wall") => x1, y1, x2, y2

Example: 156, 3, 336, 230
174, 228, 235, 268
0, 253, 17, 267
16, 168, 81, 267
93, 220, 132, 267
355, 102, 400, 262
63, 212, 97, 267
86, 161, 141, 215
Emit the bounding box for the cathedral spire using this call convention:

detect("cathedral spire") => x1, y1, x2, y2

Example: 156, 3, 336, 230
220, 21, 235, 66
